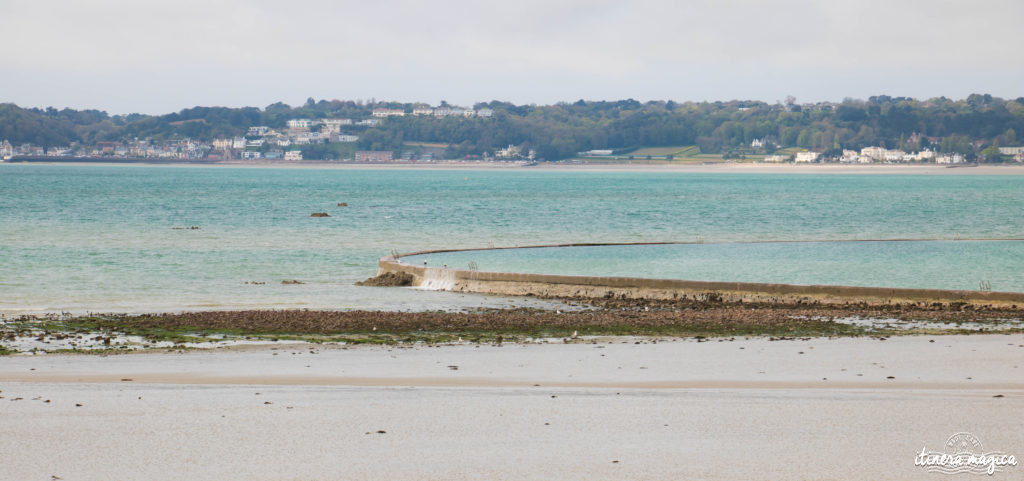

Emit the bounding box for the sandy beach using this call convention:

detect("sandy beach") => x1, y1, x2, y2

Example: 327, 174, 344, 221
2, 334, 1022, 480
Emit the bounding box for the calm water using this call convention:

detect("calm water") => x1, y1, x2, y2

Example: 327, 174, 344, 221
2, 164, 1023, 313
409, 240, 1024, 292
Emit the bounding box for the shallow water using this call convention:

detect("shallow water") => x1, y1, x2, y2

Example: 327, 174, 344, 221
408, 240, 1024, 292
2, 164, 1023, 312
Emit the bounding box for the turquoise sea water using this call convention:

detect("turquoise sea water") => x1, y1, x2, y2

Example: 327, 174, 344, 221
2, 164, 1023, 313
408, 240, 1024, 292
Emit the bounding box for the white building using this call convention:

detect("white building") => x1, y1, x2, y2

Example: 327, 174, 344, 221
286, 119, 314, 130
476, 108, 494, 117
231, 137, 246, 149
914, 149, 935, 161
859, 146, 886, 160
751, 138, 764, 148
412, 107, 434, 116
321, 119, 352, 133
240, 151, 262, 160
246, 139, 265, 148
356, 119, 381, 126
998, 146, 1024, 155
794, 151, 820, 163
247, 126, 270, 136
883, 150, 907, 162
372, 108, 405, 117
935, 153, 965, 164
331, 134, 359, 143
495, 144, 520, 159
763, 154, 787, 162
212, 138, 231, 150
284, 150, 303, 161
1, 140, 15, 159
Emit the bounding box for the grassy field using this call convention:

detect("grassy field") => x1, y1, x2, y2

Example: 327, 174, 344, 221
571, 144, 814, 164
403, 141, 450, 149
628, 146, 698, 156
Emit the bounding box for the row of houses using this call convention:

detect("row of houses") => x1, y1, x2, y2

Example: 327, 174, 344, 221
0, 139, 212, 160
213, 132, 358, 150
282, 118, 379, 130
236, 150, 304, 161
763, 147, 993, 164
373, 106, 494, 118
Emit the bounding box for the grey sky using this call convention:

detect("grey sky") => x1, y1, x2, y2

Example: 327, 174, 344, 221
2, 0, 1022, 114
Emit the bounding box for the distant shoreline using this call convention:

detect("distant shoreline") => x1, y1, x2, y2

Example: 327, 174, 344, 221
6, 159, 1024, 174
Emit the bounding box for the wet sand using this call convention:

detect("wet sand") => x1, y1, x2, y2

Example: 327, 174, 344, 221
2, 334, 1022, 480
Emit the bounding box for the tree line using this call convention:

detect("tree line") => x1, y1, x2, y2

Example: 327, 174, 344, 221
2, 94, 1022, 161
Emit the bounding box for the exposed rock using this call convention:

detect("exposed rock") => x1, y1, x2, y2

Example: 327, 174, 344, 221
281, 280, 305, 285
337, 202, 348, 207
355, 271, 414, 287
310, 212, 330, 217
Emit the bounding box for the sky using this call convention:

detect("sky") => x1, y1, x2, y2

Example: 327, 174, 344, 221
1, 0, 1022, 114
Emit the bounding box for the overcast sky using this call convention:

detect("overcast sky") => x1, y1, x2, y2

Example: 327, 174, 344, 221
2, 0, 1022, 114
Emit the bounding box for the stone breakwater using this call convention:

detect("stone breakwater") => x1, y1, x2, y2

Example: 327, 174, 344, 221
374, 242, 1024, 309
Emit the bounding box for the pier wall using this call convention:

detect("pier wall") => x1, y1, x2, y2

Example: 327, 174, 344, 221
376, 243, 1024, 307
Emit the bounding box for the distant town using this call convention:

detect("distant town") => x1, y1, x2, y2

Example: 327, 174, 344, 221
2, 95, 1023, 165
1, 105, 499, 163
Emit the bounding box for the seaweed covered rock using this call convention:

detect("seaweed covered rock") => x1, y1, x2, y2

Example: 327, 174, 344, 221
310, 212, 330, 217
356, 271, 414, 287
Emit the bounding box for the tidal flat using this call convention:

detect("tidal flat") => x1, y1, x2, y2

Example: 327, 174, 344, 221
3, 295, 1022, 355
2, 334, 1023, 480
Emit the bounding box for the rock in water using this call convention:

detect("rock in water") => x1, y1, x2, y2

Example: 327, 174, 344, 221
310, 212, 330, 217
355, 271, 414, 287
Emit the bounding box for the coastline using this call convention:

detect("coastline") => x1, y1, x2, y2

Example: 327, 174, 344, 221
6, 159, 1024, 174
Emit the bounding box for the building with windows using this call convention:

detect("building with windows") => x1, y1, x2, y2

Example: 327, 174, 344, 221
355, 150, 394, 162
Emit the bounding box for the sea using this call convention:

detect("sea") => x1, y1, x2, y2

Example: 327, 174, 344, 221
2, 163, 1023, 314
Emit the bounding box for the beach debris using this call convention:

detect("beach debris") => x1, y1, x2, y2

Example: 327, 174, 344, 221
75, 403, 82, 407
310, 212, 330, 217
447, 365, 459, 370
281, 280, 305, 285
886, 376, 895, 379
993, 394, 1005, 398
